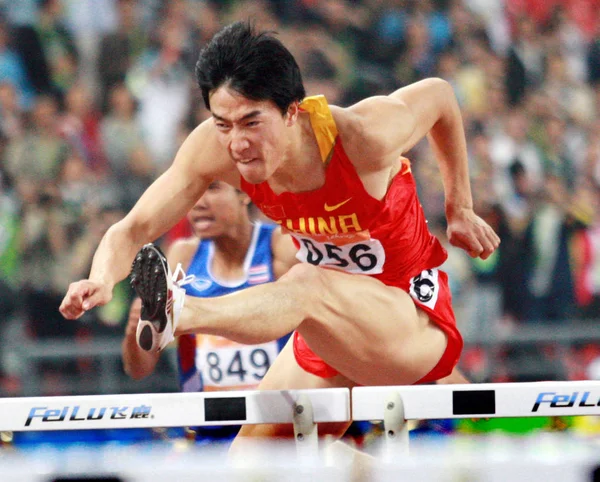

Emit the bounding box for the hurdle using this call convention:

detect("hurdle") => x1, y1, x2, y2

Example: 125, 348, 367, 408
4, 383, 600, 481
4, 381, 600, 458
352, 381, 600, 460
0, 388, 350, 458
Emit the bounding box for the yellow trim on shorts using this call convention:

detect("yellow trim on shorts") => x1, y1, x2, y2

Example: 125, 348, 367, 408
300, 95, 338, 163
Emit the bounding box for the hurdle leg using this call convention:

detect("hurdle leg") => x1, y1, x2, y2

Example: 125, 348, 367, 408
293, 393, 319, 459
382, 391, 409, 460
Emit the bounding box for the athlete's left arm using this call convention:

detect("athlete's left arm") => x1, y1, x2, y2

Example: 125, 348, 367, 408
342, 78, 500, 259
271, 227, 300, 279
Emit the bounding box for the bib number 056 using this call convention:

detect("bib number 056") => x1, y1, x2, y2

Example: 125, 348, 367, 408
295, 237, 385, 274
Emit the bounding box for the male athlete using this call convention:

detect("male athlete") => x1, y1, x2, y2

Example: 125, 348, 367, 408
60, 22, 499, 440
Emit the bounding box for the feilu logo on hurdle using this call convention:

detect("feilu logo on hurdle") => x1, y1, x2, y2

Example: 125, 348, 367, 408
353, 382, 600, 421
25, 405, 153, 427
532, 391, 600, 413
0, 389, 350, 433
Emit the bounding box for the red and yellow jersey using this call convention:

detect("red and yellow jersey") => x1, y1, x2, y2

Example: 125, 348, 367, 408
240, 95, 448, 291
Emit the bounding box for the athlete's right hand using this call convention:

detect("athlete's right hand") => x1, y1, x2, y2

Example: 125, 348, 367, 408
59, 280, 113, 319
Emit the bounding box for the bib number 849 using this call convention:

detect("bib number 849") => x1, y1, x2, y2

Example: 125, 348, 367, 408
295, 237, 385, 274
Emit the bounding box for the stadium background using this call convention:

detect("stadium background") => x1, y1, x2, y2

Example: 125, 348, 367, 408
0, 0, 599, 447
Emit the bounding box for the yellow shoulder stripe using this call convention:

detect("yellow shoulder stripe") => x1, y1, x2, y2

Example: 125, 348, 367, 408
300, 95, 338, 163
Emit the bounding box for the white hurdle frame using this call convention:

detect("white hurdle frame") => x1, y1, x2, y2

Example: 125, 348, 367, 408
352, 381, 600, 458
4, 381, 600, 459
0, 388, 350, 457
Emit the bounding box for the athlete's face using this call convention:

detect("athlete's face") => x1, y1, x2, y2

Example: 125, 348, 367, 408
209, 86, 297, 184
187, 181, 249, 238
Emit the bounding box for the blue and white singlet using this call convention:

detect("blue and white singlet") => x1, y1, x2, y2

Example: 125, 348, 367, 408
177, 222, 290, 393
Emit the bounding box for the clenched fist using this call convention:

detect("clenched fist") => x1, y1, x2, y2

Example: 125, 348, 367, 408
59, 280, 113, 319
446, 207, 500, 259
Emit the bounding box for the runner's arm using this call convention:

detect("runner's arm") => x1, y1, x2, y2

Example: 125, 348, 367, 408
390, 79, 472, 216
61, 121, 234, 319
88, 123, 222, 291
345, 78, 470, 201
344, 78, 500, 258
392, 80, 501, 258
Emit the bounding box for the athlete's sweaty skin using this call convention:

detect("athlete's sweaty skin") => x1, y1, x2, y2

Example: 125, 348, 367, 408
60, 24, 499, 442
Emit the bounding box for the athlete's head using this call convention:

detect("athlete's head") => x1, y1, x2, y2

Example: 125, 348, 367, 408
195, 22, 306, 183
195, 21, 305, 114
187, 181, 251, 239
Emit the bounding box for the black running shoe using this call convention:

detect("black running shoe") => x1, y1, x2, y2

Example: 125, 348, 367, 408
130, 243, 185, 352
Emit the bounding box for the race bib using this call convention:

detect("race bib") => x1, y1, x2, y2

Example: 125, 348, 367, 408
197, 342, 279, 389
409, 268, 440, 310
293, 235, 385, 274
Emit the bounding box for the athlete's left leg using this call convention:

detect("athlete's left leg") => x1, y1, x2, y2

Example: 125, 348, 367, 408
233, 338, 355, 443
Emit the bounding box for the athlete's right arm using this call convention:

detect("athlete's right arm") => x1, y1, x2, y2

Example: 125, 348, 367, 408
60, 120, 234, 320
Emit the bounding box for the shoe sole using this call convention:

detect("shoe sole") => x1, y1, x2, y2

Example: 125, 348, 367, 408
130, 244, 169, 351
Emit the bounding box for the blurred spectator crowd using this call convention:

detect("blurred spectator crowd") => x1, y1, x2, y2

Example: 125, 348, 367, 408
0, 0, 599, 393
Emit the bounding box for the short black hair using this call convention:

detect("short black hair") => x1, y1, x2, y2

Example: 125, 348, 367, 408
195, 21, 306, 114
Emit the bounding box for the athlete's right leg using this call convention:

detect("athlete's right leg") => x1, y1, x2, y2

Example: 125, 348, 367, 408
131, 243, 450, 386
230, 339, 377, 477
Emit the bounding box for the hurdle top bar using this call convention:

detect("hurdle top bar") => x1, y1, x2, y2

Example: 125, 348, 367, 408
0, 388, 350, 432
352, 381, 600, 421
